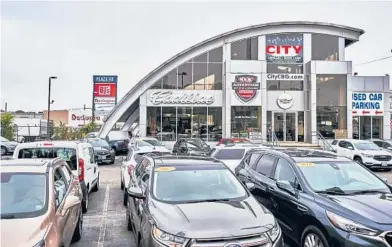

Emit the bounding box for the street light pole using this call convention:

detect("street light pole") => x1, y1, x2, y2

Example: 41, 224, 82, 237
47, 76, 57, 139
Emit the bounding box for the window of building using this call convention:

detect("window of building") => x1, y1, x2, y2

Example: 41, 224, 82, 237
207, 63, 223, 90
208, 107, 222, 141
162, 68, 177, 89
147, 107, 161, 139
177, 107, 192, 139
231, 106, 262, 140
317, 106, 347, 139
267, 80, 303, 90
151, 78, 162, 89
267, 64, 304, 74
192, 107, 207, 141
177, 63, 192, 89
209, 47, 223, 62
193, 63, 208, 90
317, 75, 347, 106
193, 52, 208, 63
161, 107, 176, 141
231, 37, 258, 60
312, 34, 339, 61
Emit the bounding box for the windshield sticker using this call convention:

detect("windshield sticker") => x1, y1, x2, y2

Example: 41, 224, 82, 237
154, 167, 176, 172
297, 163, 315, 167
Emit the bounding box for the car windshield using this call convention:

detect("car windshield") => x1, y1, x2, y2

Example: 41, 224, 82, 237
1, 173, 47, 218
1, 137, 10, 142
152, 165, 247, 203
354, 142, 380, 150
297, 161, 390, 193
142, 139, 162, 146
137, 140, 153, 147
213, 149, 245, 160
17, 147, 77, 169
88, 138, 110, 148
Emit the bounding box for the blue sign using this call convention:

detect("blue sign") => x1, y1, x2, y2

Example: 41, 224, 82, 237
93, 75, 118, 84
352, 92, 384, 116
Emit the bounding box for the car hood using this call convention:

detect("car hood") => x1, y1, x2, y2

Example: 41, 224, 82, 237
1, 216, 48, 246
3, 141, 18, 146
221, 160, 241, 171
137, 146, 170, 153
360, 150, 391, 156
92, 146, 110, 152
150, 196, 276, 239
316, 193, 392, 224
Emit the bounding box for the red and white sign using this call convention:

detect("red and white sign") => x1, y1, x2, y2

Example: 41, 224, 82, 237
67, 109, 104, 127
93, 83, 116, 97
266, 45, 302, 56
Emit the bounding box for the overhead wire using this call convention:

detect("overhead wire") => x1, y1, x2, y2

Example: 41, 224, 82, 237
353, 55, 392, 67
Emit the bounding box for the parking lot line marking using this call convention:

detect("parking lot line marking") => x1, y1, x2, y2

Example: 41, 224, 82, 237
97, 184, 110, 247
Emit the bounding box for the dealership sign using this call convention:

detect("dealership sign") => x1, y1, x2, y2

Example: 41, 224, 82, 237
68, 109, 104, 127
352, 92, 384, 116
267, 73, 304, 81
277, 93, 293, 109
93, 75, 117, 105
232, 75, 260, 102
149, 91, 215, 105
266, 34, 303, 63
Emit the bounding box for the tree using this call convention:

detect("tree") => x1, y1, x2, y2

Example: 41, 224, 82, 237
1, 112, 14, 140
79, 121, 97, 137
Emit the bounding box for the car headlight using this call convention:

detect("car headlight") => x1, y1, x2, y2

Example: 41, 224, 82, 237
326, 211, 379, 236
266, 221, 280, 242
152, 226, 188, 246
361, 153, 374, 158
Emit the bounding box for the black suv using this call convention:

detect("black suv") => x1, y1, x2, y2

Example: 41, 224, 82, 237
235, 148, 392, 247
172, 138, 211, 156
125, 155, 283, 247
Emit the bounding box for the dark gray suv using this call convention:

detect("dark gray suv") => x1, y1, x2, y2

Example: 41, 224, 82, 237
125, 155, 283, 247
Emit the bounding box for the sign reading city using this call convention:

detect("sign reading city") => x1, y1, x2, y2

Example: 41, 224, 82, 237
266, 34, 303, 63
93, 75, 118, 104
352, 92, 384, 116
232, 75, 260, 102
266, 73, 304, 81
149, 91, 215, 105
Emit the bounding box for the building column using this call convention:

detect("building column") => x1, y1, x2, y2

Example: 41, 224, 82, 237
346, 71, 353, 138
139, 92, 147, 137
224, 40, 231, 138
339, 37, 345, 61
383, 76, 391, 139
259, 36, 267, 142
311, 71, 318, 144
303, 34, 312, 143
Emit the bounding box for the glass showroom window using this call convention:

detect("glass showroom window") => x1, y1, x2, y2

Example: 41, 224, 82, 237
312, 34, 339, 61
317, 106, 347, 139
192, 107, 207, 141
177, 107, 192, 139
231, 37, 258, 60
231, 106, 262, 139
177, 63, 193, 90
207, 108, 222, 141
161, 107, 176, 141
162, 68, 178, 89
146, 107, 161, 139
151, 78, 162, 89
267, 80, 303, 90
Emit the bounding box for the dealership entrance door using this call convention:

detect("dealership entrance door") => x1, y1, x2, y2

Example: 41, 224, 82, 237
269, 111, 304, 142
352, 116, 383, 140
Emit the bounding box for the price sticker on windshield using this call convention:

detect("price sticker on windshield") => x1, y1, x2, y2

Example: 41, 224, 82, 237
297, 163, 315, 167
154, 167, 176, 172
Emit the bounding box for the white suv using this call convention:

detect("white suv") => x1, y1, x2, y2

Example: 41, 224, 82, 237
13, 141, 100, 212
332, 139, 392, 171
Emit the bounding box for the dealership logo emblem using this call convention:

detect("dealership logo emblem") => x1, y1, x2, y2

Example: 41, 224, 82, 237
224, 243, 242, 247
277, 93, 293, 109
232, 75, 260, 102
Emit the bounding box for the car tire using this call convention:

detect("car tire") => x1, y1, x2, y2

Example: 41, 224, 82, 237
301, 225, 329, 247
121, 180, 124, 190
72, 210, 83, 242
82, 192, 88, 213
1, 146, 7, 155
92, 176, 99, 192
354, 157, 363, 165
126, 211, 132, 231
123, 189, 128, 206
110, 159, 115, 165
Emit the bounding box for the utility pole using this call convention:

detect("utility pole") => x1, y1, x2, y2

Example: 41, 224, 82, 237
47, 76, 57, 140
5, 102, 7, 112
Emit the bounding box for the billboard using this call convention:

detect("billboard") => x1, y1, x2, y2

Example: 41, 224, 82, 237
266, 34, 303, 63
68, 109, 104, 127
93, 75, 118, 105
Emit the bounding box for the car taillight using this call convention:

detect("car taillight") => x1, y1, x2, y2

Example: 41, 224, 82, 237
128, 164, 134, 175
78, 158, 84, 181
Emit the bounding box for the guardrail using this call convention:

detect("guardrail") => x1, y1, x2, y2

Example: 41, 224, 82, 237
267, 130, 280, 147
312, 131, 335, 152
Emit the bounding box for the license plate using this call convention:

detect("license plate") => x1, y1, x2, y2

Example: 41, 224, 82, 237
382, 162, 388, 167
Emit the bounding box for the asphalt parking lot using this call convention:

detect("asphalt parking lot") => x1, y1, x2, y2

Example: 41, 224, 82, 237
64, 155, 392, 247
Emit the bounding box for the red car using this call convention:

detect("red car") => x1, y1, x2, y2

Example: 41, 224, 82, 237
216, 138, 253, 146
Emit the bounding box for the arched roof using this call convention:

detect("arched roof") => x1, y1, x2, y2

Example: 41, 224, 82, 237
98, 21, 365, 138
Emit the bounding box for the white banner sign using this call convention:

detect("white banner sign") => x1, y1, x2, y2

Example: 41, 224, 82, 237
266, 73, 304, 81
146, 90, 222, 106
94, 97, 115, 104
68, 109, 104, 127
352, 92, 384, 116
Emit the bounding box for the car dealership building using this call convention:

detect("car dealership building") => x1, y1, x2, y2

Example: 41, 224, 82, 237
97, 21, 391, 144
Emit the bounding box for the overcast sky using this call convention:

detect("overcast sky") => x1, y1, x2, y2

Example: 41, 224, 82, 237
1, 0, 391, 112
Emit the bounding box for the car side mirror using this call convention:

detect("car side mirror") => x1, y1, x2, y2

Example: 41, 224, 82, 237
61, 195, 81, 216
118, 157, 124, 163
127, 186, 145, 199
245, 182, 255, 191
276, 180, 296, 196
348, 146, 354, 150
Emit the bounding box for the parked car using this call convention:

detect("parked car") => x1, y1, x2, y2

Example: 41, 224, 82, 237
128, 137, 170, 153
125, 155, 283, 247
105, 131, 130, 155
216, 138, 253, 146
331, 139, 392, 171
1, 136, 18, 155
13, 141, 100, 213
85, 132, 98, 138
236, 148, 392, 247
1, 158, 83, 247
84, 138, 115, 165
209, 144, 267, 171
172, 138, 211, 156
372, 139, 392, 152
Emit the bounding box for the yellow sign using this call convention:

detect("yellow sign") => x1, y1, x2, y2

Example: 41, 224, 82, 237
154, 167, 176, 172
297, 163, 315, 167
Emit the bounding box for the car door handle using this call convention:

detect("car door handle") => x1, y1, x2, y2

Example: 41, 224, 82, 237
269, 187, 275, 192
297, 204, 308, 212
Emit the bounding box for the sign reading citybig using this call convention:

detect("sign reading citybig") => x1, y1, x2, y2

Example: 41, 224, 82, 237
266, 34, 303, 64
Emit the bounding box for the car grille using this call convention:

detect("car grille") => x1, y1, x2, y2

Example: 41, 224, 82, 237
97, 151, 109, 155
386, 232, 392, 246
374, 155, 392, 161
190, 234, 270, 247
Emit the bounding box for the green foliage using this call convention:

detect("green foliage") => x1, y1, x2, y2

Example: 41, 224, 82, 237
1, 112, 14, 140
52, 121, 97, 140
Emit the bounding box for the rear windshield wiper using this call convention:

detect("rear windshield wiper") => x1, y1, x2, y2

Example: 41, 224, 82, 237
186, 198, 231, 203
1, 214, 15, 219
315, 187, 347, 195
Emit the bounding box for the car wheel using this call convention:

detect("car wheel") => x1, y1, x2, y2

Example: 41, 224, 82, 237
110, 159, 115, 165
301, 225, 329, 247
126, 211, 132, 231
1, 146, 7, 155
123, 189, 128, 206
72, 210, 83, 242
354, 157, 363, 165
121, 179, 124, 190
92, 176, 99, 192
82, 192, 88, 213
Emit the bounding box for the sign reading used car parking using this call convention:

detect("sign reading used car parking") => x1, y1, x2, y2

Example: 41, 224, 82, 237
352, 92, 384, 116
